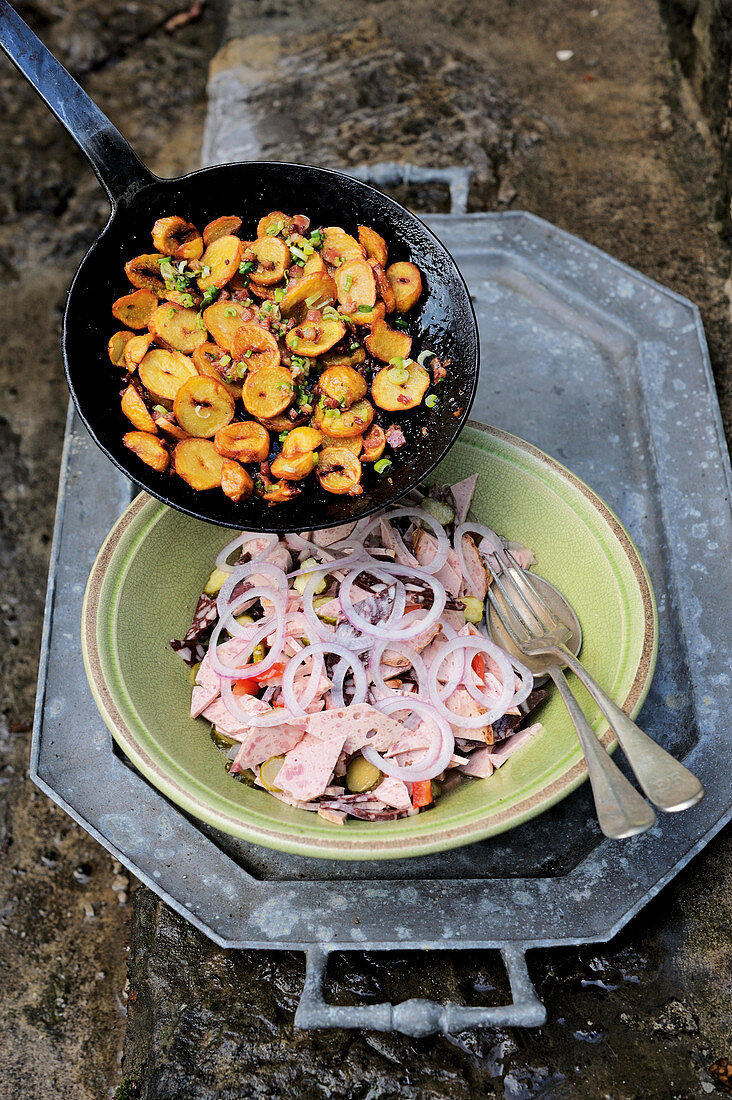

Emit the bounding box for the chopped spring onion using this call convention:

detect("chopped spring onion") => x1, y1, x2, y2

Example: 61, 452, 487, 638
417, 349, 436, 366
387, 366, 409, 384
374, 458, 393, 475
220, 354, 231, 366
290, 245, 308, 263
224, 306, 238, 317
266, 221, 284, 236
425, 394, 439, 408
357, 304, 372, 313
344, 275, 353, 291
274, 288, 285, 303
153, 404, 168, 415
393, 318, 409, 330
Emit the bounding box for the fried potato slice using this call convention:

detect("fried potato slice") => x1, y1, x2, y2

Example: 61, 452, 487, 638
346, 301, 386, 327
230, 323, 281, 372
286, 317, 345, 357
318, 365, 367, 408
139, 348, 197, 403
125, 254, 166, 293
192, 342, 242, 399
321, 227, 365, 266
314, 398, 374, 439
248, 237, 289, 286
123, 431, 169, 473
152, 410, 190, 441
371, 261, 397, 313
303, 253, 327, 276
332, 434, 363, 456
279, 271, 337, 316
255, 412, 308, 432
320, 345, 366, 369
121, 385, 156, 432
202, 299, 253, 353
173, 376, 236, 438
108, 330, 135, 366
203, 215, 242, 247
173, 438, 225, 490
361, 423, 386, 462
214, 420, 270, 463
270, 450, 317, 480
372, 359, 430, 411
316, 447, 363, 495
221, 458, 254, 503
281, 426, 323, 456
152, 217, 203, 260
257, 479, 302, 505
364, 318, 412, 363
358, 225, 388, 267
334, 259, 376, 314
149, 303, 208, 354
257, 211, 294, 238
123, 333, 154, 373
112, 288, 158, 330
386, 261, 423, 312
242, 365, 295, 419
197, 236, 244, 291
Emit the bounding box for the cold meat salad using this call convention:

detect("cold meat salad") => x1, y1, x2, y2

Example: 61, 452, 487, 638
172, 476, 547, 822
110, 210, 446, 505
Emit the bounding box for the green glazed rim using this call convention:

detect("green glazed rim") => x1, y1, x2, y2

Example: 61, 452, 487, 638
82, 422, 657, 860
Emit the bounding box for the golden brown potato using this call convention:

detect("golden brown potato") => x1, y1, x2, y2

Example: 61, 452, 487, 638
242, 365, 295, 419
192, 343, 242, 400
332, 434, 363, 456
286, 316, 345, 357
124, 254, 165, 294
108, 330, 135, 366
214, 420, 271, 463
334, 259, 376, 314
270, 450, 317, 480
303, 253, 327, 276
149, 303, 207, 354
321, 227, 365, 266
121, 385, 156, 432
248, 237, 289, 286
279, 271, 337, 316
358, 225, 388, 267
230, 323, 281, 372
123, 431, 169, 473
202, 300, 252, 354
203, 215, 242, 247
152, 217, 203, 260
361, 423, 386, 462
138, 348, 198, 403
364, 318, 412, 363
320, 345, 366, 369
257, 211, 293, 238
123, 333, 154, 373
255, 412, 305, 433
258, 479, 302, 505
371, 359, 430, 411
173, 376, 236, 438
197, 236, 244, 291
174, 438, 225, 490
221, 458, 254, 502
281, 426, 323, 456
386, 261, 423, 312
314, 398, 374, 439
318, 365, 367, 408
316, 447, 363, 495
112, 289, 158, 330
371, 261, 397, 313
152, 410, 190, 441
347, 301, 386, 327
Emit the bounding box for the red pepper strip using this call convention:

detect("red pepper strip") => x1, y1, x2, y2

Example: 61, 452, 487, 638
412, 779, 433, 808
471, 653, 486, 683
232, 679, 258, 697
233, 660, 287, 695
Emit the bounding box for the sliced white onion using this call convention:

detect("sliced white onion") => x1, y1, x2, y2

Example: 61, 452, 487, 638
281, 641, 368, 718
428, 636, 515, 727
360, 506, 450, 575
339, 564, 445, 641
368, 635, 429, 699
215, 532, 279, 573
363, 698, 455, 781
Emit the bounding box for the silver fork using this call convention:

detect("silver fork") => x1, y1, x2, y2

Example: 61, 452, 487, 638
487, 551, 704, 838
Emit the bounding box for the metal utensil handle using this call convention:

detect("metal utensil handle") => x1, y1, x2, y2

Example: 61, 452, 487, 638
556, 644, 705, 813
295, 944, 546, 1035
548, 667, 656, 839
0, 0, 155, 204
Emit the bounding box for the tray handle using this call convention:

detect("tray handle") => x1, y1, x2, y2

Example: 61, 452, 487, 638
346, 162, 473, 215
295, 944, 546, 1036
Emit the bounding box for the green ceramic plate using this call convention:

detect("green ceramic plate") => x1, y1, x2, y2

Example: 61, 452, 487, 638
82, 422, 657, 860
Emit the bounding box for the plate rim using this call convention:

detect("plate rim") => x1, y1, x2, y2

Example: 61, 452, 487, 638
81, 421, 658, 860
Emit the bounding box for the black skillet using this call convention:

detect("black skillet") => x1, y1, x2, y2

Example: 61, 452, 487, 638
0, 1, 479, 532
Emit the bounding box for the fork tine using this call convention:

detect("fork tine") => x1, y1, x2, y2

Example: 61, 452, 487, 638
501, 549, 560, 628
490, 571, 540, 636
485, 587, 525, 644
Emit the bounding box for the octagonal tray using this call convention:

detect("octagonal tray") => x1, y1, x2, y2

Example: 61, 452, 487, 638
32, 212, 732, 1035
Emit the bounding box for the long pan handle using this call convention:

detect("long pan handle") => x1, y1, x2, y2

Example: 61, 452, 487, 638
0, 0, 156, 205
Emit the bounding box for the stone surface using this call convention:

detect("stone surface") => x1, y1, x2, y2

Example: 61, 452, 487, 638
1, 0, 731, 1097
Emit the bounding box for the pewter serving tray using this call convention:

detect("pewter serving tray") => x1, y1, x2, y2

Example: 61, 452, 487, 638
32, 211, 732, 1036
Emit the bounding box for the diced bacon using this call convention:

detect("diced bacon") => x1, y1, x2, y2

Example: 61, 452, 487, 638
373, 776, 412, 810
385, 424, 406, 449
459, 747, 494, 778
298, 701, 411, 754
487, 723, 542, 767
275, 732, 348, 802
449, 474, 478, 524
230, 723, 305, 772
